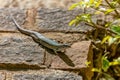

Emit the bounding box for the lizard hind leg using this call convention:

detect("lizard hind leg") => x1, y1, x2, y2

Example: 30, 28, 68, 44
54, 50, 58, 54
44, 47, 56, 55
54, 50, 66, 54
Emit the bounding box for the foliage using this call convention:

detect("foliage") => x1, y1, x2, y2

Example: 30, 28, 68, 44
69, 0, 120, 79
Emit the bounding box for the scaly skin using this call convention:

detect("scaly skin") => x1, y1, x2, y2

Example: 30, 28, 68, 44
11, 16, 70, 53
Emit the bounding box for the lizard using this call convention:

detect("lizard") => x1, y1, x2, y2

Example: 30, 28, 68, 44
11, 16, 70, 54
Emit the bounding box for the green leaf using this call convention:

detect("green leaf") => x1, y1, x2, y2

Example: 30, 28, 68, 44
105, 22, 112, 28
69, 3, 80, 10
95, 11, 102, 14
80, 14, 91, 22
69, 16, 81, 26
110, 1, 118, 7
92, 68, 101, 72
108, 37, 117, 46
110, 61, 119, 66
85, 61, 91, 67
101, 35, 111, 44
110, 57, 120, 66
111, 25, 120, 35
79, 1, 87, 8
102, 56, 110, 72
95, 0, 102, 8
114, 35, 120, 39
102, 35, 120, 46
69, 20, 76, 26
69, 14, 92, 26
117, 57, 120, 62
90, 0, 94, 4
105, 9, 115, 14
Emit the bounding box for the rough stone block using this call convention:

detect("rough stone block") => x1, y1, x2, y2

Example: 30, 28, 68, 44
0, 8, 92, 32
12, 70, 83, 80
45, 41, 93, 80
0, 8, 26, 31
46, 41, 92, 69
0, 33, 45, 69
0, 8, 94, 80
37, 8, 92, 31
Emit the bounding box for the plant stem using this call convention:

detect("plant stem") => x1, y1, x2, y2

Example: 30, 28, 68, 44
105, 0, 119, 16
85, 22, 117, 35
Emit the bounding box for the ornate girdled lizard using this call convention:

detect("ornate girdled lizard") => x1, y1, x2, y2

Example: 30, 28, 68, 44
11, 16, 70, 54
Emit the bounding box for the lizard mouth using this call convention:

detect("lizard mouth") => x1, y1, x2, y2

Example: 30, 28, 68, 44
63, 44, 71, 47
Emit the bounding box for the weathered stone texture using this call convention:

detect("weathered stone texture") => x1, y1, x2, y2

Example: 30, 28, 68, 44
46, 41, 93, 80
13, 70, 82, 80
47, 41, 92, 69
37, 8, 92, 31
0, 8, 93, 32
0, 8, 93, 80
0, 8, 26, 31
0, 33, 45, 69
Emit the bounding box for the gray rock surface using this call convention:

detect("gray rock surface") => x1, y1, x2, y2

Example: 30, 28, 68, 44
13, 70, 82, 80
0, 33, 45, 69
37, 8, 92, 31
0, 8, 93, 80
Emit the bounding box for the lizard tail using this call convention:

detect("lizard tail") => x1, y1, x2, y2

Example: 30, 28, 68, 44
11, 15, 34, 36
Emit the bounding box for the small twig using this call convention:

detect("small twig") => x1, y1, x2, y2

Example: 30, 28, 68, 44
85, 22, 117, 35
105, 0, 120, 16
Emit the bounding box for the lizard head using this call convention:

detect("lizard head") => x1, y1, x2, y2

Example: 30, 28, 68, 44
56, 44, 71, 52
62, 44, 71, 48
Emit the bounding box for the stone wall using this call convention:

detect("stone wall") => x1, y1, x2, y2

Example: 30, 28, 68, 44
0, 8, 94, 80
